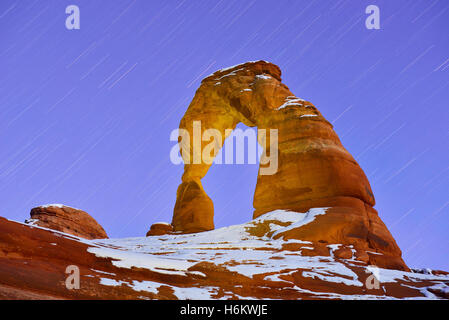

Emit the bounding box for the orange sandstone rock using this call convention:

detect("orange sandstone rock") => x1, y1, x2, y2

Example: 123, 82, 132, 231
146, 222, 174, 236
170, 60, 407, 270
333, 246, 353, 260
1, 216, 447, 299
173, 180, 214, 232
26, 204, 107, 240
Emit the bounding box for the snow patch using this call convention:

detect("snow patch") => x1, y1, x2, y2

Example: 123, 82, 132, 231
171, 286, 217, 299
25, 219, 39, 226
255, 74, 271, 80
213, 61, 271, 75
276, 98, 304, 110
99, 278, 126, 287
92, 269, 116, 276
87, 246, 195, 276
215, 68, 245, 80
130, 280, 162, 294
152, 222, 172, 226
271, 208, 329, 238
40, 204, 66, 208
74, 206, 449, 300
37, 203, 82, 211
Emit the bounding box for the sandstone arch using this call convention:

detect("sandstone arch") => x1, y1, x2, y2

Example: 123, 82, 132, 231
170, 61, 407, 270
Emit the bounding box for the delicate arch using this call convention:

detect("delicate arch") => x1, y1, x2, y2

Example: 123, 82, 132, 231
171, 61, 375, 233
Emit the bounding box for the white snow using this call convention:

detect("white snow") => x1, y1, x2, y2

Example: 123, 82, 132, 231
99, 278, 126, 287
367, 251, 383, 255
37, 203, 82, 211
91, 269, 116, 276
99, 278, 162, 295
188, 271, 207, 277
25, 218, 39, 226
255, 74, 271, 80
87, 206, 392, 299
253, 209, 319, 224
276, 98, 304, 110
302, 269, 363, 287
40, 204, 66, 208
152, 222, 172, 226
12, 204, 447, 300
214, 64, 243, 73
215, 68, 245, 80
212, 61, 271, 75
100, 276, 221, 299
271, 208, 328, 238
87, 246, 194, 276
286, 96, 305, 101
129, 280, 162, 294
171, 286, 217, 300
327, 244, 342, 251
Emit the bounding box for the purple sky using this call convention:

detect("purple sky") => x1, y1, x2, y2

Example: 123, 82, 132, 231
1, 0, 448, 270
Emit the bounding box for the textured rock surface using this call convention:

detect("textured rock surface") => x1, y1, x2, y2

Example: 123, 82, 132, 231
170, 60, 406, 270
26, 204, 107, 240
146, 222, 174, 236
1, 216, 448, 300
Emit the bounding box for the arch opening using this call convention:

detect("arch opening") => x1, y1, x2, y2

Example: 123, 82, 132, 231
201, 123, 262, 229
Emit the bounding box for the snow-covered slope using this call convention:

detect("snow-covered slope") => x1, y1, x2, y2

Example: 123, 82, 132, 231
84, 209, 449, 300
0, 210, 448, 300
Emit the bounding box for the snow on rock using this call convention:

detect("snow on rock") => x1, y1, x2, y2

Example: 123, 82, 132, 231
1, 212, 448, 300
87, 246, 194, 276
81, 207, 448, 299
27, 204, 108, 240
276, 97, 305, 110
270, 208, 328, 238
255, 74, 271, 80
212, 60, 271, 75
40, 204, 68, 209
99, 278, 126, 287
215, 68, 245, 80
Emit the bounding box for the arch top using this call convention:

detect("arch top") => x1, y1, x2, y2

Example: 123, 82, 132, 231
202, 60, 282, 84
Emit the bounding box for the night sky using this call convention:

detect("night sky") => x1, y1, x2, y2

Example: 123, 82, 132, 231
1, 0, 448, 270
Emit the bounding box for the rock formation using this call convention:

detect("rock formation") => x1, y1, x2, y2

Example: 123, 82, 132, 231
167, 60, 407, 270
26, 204, 108, 240
0, 61, 446, 299
1, 215, 448, 300
146, 222, 174, 236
